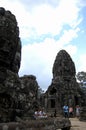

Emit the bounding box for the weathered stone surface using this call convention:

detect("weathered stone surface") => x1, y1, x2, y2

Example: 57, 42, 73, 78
43, 50, 82, 116
0, 7, 22, 122
19, 75, 39, 118
0, 117, 71, 130
0, 7, 21, 77
53, 49, 76, 78
0, 7, 39, 122
79, 106, 86, 121
0, 70, 21, 122
0, 73, 39, 122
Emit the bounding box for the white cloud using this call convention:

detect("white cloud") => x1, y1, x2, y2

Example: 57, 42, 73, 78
0, 0, 84, 91
78, 54, 86, 72
64, 45, 77, 56
19, 35, 78, 91
58, 28, 80, 45
23, 0, 81, 37
0, 0, 82, 38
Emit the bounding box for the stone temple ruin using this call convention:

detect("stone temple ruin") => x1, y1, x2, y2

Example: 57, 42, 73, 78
41, 50, 86, 118
0, 7, 39, 122
0, 7, 72, 130
0, 7, 21, 122
0, 6, 86, 130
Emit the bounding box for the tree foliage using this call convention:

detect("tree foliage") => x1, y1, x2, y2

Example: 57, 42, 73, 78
76, 71, 86, 88
76, 71, 86, 82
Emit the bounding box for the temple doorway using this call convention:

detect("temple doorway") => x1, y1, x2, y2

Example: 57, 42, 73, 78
51, 99, 55, 108
75, 96, 79, 106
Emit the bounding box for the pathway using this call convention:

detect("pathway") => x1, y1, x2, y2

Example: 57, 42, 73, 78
70, 117, 86, 130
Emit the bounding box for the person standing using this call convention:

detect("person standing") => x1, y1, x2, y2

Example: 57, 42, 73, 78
63, 104, 69, 118
76, 105, 80, 118
69, 106, 73, 118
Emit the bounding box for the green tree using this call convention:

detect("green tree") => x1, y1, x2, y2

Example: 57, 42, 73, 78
76, 71, 86, 87
76, 71, 86, 82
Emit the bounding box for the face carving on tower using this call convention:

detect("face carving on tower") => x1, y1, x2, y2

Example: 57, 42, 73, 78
0, 7, 21, 75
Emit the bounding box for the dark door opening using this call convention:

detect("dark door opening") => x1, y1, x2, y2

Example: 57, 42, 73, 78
51, 99, 55, 108
75, 96, 79, 106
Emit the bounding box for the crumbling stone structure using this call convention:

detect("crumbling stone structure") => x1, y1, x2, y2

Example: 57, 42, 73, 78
43, 50, 82, 116
0, 7, 39, 122
0, 7, 71, 129
19, 75, 39, 118
0, 7, 22, 122
0, 7, 21, 75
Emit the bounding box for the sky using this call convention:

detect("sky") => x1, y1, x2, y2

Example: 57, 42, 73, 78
1, 0, 86, 91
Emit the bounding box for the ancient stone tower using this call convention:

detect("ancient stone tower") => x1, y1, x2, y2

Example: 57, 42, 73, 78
0, 7, 22, 122
43, 50, 81, 116
0, 7, 39, 122
0, 7, 21, 76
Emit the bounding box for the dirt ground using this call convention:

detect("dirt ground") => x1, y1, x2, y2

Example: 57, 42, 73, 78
70, 117, 86, 130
